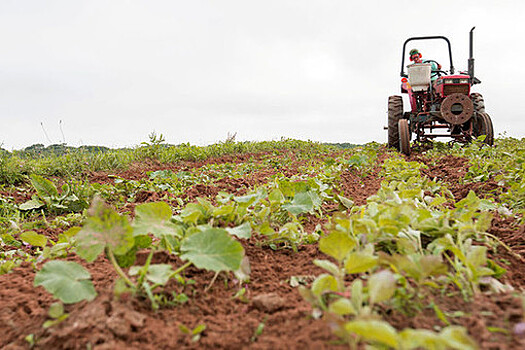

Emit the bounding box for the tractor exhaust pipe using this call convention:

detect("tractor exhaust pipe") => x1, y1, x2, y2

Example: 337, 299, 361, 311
468, 27, 479, 84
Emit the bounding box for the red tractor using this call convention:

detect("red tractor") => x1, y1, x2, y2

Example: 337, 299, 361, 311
388, 27, 493, 155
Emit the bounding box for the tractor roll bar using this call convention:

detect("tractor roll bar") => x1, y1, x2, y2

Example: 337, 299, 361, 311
400, 36, 455, 77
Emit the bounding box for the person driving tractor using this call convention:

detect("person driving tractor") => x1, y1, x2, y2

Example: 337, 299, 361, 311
409, 48, 441, 81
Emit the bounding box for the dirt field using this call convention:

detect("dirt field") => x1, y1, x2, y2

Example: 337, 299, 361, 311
1, 146, 524, 349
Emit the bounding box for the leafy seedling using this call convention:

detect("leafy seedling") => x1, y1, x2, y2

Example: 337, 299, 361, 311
179, 323, 207, 342
251, 317, 267, 342
34, 260, 97, 304
20, 175, 88, 213
43, 302, 69, 328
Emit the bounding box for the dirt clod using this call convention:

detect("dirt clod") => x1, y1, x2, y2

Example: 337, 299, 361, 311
251, 293, 286, 313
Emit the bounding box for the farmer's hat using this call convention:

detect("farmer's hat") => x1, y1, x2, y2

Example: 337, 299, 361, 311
409, 49, 422, 61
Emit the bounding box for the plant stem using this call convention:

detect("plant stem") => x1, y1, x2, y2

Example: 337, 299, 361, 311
481, 232, 524, 261
205, 271, 220, 293
107, 248, 137, 289
137, 248, 156, 287
170, 261, 192, 279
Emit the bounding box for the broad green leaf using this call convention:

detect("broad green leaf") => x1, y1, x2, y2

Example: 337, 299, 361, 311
346, 154, 368, 168
134, 235, 153, 248
30, 174, 59, 199
419, 255, 448, 280
20, 231, 47, 248
149, 169, 173, 180
258, 222, 275, 236
48, 302, 65, 319
19, 198, 45, 211
344, 251, 378, 274
34, 261, 97, 304
351, 279, 364, 311
234, 189, 266, 205
57, 227, 81, 243
298, 285, 318, 305
311, 274, 338, 297
440, 326, 478, 350
133, 202, 181, 237
313, 259, 340, 276
226, 222, 252, 239
113, 247, 137, 268
180, 228, 244, 272
146, 264, 174, 285
234, 256, 251, 282
255, 207, 270, 221
337, 195, 354, 209
283, 192, 314, 215
75, 198, 134, 262
129, 264, 173, 286
212, 204, 235, 217
308, 190, 323, 209
113, 277, 133, 298
319, 231, 355, 262
344, 320, 399, 348
269, 189, 285, 205
196, 198, 215, 212
180, 203, 205, 224
399, 329, 442, 349
466, 245, 487, 268
328, 298, 356, 316
60, 183, 71, 197
368, 270, 396, 304
487, 259, 506, 278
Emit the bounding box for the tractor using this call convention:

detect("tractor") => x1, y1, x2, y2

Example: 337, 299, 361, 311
387, 27, 493, 155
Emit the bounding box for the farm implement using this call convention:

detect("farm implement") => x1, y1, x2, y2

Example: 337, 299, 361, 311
387, 27, 493, 155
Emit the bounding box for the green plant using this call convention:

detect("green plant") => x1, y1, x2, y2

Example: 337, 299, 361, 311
178, 323, 207, 342
43, 302, 69, 328
19, 175, 88, 214
34, 198, 247, 310
34, 260, 97, 304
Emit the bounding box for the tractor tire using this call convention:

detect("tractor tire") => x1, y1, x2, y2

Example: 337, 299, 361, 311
471, 92, 485, 113
388, 96, 403, 150
473, 112, 494, 146
398, 119, 411, 155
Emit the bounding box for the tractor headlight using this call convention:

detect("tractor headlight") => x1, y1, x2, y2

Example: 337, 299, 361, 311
444, 78, 470, 84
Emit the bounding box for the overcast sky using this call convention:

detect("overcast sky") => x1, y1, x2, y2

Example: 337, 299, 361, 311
0, 0, 523, 150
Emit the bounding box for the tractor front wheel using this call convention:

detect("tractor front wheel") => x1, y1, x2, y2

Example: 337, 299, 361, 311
471, 93, 485, 113
388, 96, 403, 150
398, 119, 411, 155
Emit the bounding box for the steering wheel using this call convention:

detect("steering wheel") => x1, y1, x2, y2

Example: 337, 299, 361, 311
424, 60, 445, 77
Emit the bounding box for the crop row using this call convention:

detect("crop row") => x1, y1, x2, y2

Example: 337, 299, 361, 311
1, 137, 524, 348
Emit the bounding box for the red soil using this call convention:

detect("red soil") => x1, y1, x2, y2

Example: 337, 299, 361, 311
1, 149, 524, 349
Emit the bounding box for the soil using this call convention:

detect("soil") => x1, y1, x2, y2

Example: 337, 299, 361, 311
1, 148, 524, 349
1, 240, 345, 350
86, 152, 277, 184
417, 154, 507, 201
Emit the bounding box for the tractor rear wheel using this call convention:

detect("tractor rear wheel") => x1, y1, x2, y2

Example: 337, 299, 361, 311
388, 96, 403, 150
398, 119, 411, 155
473, 112, 494, 146
471, 93, 485, 113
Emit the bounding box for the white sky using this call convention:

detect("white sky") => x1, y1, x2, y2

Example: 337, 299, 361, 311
0, 0, 523, 150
